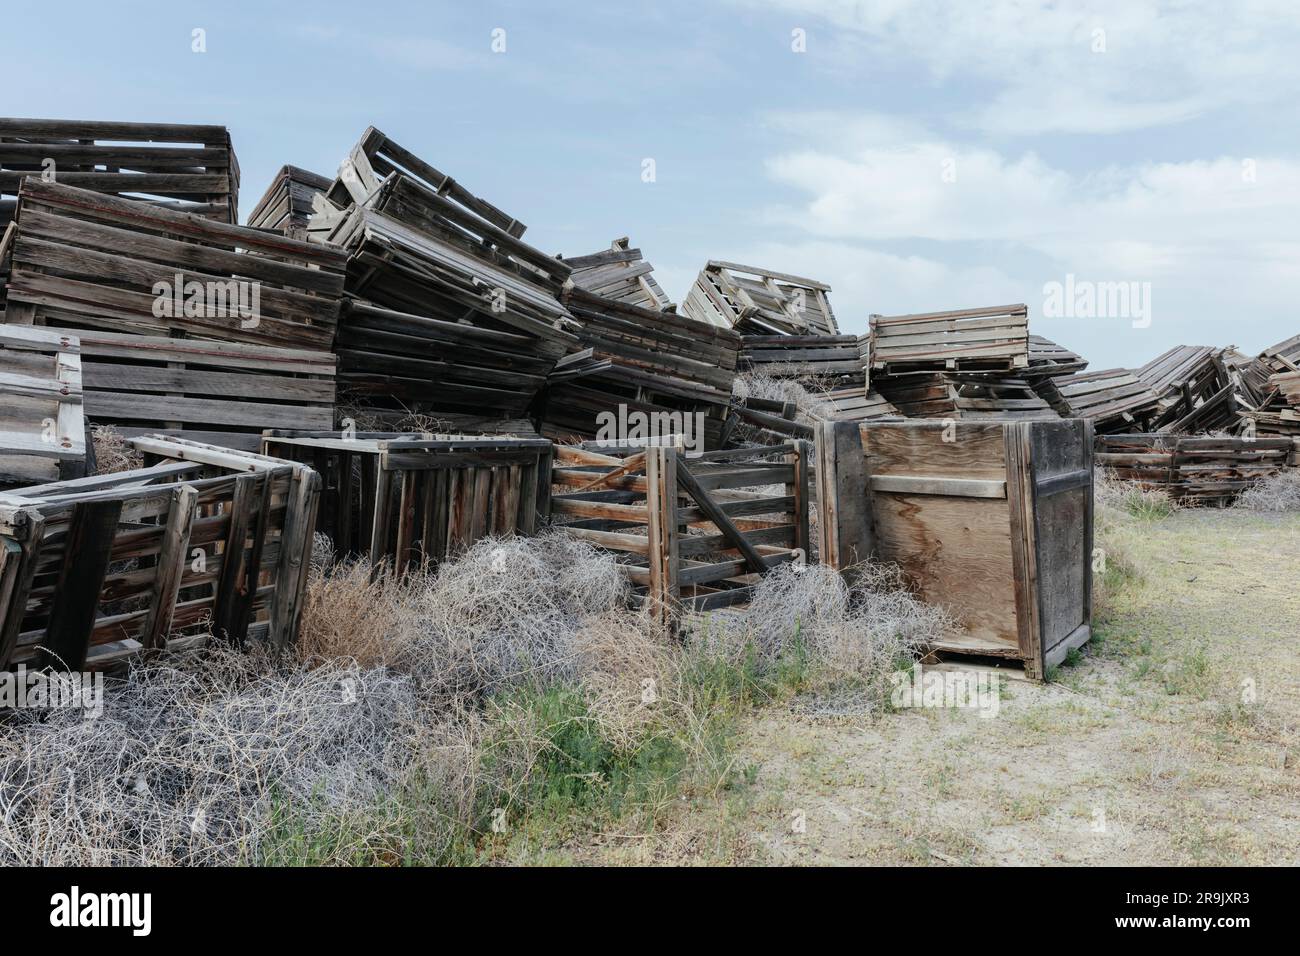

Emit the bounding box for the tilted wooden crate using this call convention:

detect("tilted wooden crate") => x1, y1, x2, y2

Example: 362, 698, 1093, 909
858, 419, 1094, 679
0, 436, 319, 672
246, 164, 330, 238
681, 261, 838, 335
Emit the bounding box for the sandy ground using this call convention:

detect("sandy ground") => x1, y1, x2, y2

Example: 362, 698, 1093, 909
580, 507, 1300, 865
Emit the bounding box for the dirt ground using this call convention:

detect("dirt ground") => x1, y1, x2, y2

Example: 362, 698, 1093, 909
581, 507, 1300, 865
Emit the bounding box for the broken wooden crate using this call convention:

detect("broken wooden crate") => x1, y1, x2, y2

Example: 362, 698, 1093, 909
1136, 345, 1236, 432
246, 164, 330, 237
550, 440, 810, 617
1096, 434, 1291, 504
1054, 367, 1160, 433
0, 325, 86, 485
0, 117, 240, 226
260, 431, 553, 571
858, 418, 1094, 680
869, 304, 1029, 376
0, 435, 320, 672
681, 261, 838, 335
561, 237, 674, 312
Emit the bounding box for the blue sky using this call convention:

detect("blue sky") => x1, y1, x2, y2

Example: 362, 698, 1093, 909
5, 0, 1298, 369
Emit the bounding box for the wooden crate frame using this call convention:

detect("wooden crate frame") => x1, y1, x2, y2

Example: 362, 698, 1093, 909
540, 286, 739, 446
0, 325, 85, 485
261, 430, 553, 571
681, 261, 838, 335
0, 117, 240, 224
0, 435, 320, 672
550, 440, 811, 618
858, 419, 1094, 679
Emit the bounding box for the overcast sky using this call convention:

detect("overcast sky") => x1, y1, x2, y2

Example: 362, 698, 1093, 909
5, 0, 1297, 369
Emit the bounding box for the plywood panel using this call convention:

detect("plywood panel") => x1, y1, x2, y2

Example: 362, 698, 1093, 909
872, 493, 1019, 648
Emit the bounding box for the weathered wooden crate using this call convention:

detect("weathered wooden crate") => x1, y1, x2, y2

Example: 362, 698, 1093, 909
857, 419, 1094, 679
869, 304, 1029, 375
540, 287, 739, 447
1096, 433, 1291, 504
0, 118, 240, 224
739, 333, 865, 380
4, 179, 345, 350
246, 164, 330, 237
0, 436, 320, 672
0, 325, 86, 485
561, 237, 674, 312
311, 128, 577, 418
1055, 367, 1160, 432
261, 431, 553, 571
74, 328, 336, 449
681, 261, 838, 335
550, 440, 810, 617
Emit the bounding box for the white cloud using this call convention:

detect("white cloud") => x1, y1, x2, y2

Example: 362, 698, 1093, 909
750, 111, 1300, 364
748, 0, 1300, 134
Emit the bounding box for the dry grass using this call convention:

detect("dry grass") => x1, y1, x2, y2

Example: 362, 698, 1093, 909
1235, 468, 1300, 512
1094, 467, 1181, 519
0, 531, 955, 866
90, 425, 143, 474
0, 650, 426, 865
733, 371, 837, 422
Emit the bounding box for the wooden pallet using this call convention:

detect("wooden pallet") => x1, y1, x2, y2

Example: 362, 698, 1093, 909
870, 304, 1029, 375
0, 117, 239, 224
0, 435, 319, 671
859, 418, 1094, 679
681, 261, 838, 335
561, 237, 674, 312
551, 440, 810, 619
4, 179, 345, 350
0, 325, 85, 485
246, 164, 330, 237
262, 431, 553, 571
